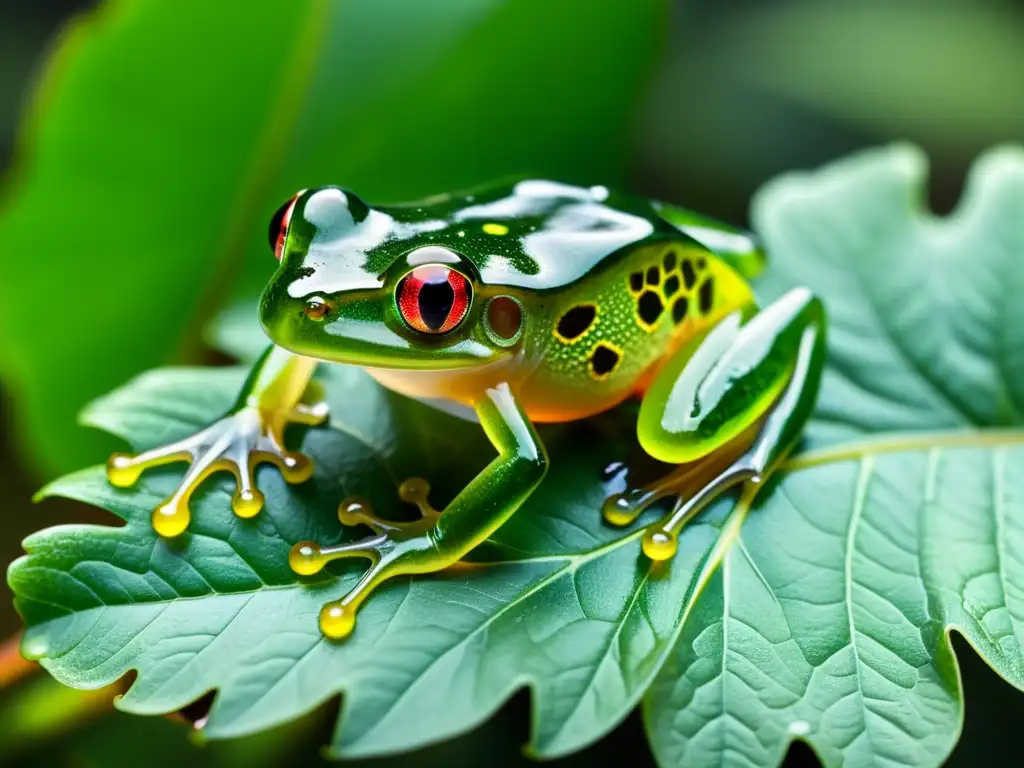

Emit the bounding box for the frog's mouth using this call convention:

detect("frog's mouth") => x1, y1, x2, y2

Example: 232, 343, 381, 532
261, 299, 505, 372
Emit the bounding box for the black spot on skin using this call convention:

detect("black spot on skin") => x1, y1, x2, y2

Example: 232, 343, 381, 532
556, 304, 597, 341
590, 343, 621, 377
629, 272, 644, 293
681, 259, 697, 289
638, 291, 664, 326
663, 250, 677, 272
699, 278, 715, 313
697, 256, 707, 269
663, 274, 680, 298
672, 296, 689, 324
646, 266, 660, 286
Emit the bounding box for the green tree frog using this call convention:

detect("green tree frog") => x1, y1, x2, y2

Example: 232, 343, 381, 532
106, 181, 825, 640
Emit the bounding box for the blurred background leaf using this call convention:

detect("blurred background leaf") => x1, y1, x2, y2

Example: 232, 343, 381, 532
0, 0, 666, 478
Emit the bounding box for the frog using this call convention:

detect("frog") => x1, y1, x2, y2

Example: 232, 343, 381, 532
105, 180, 826, 640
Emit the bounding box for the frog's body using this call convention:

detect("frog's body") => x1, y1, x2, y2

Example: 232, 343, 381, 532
106, 180, 826, 640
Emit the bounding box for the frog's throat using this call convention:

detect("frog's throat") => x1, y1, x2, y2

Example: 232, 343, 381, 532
363, 350, 529, 405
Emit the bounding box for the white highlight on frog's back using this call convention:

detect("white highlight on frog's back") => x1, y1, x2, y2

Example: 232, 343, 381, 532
454, 180, 604, 221
661, 312, 743, 432
661, 288, 811, 433
289, 187, 446, 297
679, 224, 756, 256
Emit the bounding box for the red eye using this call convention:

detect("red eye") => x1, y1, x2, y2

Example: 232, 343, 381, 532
268, 193, 301, 260
397, 264, 472, 334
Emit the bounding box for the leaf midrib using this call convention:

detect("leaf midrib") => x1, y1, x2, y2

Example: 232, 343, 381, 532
785, 427, 1024, 471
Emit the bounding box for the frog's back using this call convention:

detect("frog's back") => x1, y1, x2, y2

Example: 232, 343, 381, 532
517, 234, 758, 422
379, 179, 764, 422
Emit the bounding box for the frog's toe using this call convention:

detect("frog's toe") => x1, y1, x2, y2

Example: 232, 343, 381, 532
288, 532, 399, 640
105, 435, 199, 488
106, 405, 321, 538
260, 449, 314, 484
335, 478, 440, 535
602, 488, 662, 527
397, 477, 440, 520
290, 511, 443, 640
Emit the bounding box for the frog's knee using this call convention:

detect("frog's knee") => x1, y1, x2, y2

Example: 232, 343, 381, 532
638, 288, 823, 465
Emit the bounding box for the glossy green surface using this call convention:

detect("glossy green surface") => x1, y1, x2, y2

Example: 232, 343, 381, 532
259, 180, 760, 370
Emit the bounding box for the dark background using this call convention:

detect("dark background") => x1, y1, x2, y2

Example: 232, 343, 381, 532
1, 0, 1023, 765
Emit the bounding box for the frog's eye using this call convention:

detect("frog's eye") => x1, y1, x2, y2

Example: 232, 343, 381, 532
268, 193, 301, 260
396, 264, 472, 335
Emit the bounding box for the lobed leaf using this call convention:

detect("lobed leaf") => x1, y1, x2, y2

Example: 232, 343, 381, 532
644, 145, 1024, 766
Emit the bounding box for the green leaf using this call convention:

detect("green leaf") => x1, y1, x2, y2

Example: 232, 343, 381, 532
0, 0, 665, 475
10, 357, 727, 759
10, 145, 1024, 767
644, 144, 1024, 766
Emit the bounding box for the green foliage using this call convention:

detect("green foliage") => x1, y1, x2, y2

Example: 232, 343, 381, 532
9, 145, 1024, 766
0, 0, 665, 475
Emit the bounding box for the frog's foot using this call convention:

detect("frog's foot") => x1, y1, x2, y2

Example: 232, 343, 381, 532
335, 478, 440, 534
601, 435, 751, 528
289, 496, 446, 640
105, 401, 327, 537
632, 319, 824, 561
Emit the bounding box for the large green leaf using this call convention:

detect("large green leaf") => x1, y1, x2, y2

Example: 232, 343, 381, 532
0, 0, 665, 475
644, 144, 1024, 766
10, 359, 724, 759
9, 145, 1024, 766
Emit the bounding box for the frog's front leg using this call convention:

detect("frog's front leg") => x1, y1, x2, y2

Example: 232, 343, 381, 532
289, 382, 548, 640
105, 345, 326, 537
608, 287, 826, 558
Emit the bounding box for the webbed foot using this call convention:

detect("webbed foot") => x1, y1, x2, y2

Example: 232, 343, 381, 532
289, 478, 447, 639
106, 400, 327, 537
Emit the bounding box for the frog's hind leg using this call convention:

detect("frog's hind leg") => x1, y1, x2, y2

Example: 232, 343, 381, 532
289, 383, 548, 641
618, 288, 826, 559
601, 423, 757, 528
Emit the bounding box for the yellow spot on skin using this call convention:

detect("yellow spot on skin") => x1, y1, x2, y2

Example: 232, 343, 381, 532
482, 222, 509, 236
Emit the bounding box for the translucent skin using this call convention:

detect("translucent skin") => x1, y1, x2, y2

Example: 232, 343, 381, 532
106, 179, 826, 640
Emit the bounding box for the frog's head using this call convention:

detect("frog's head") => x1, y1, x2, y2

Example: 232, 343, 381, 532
259, 186, 525, 370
